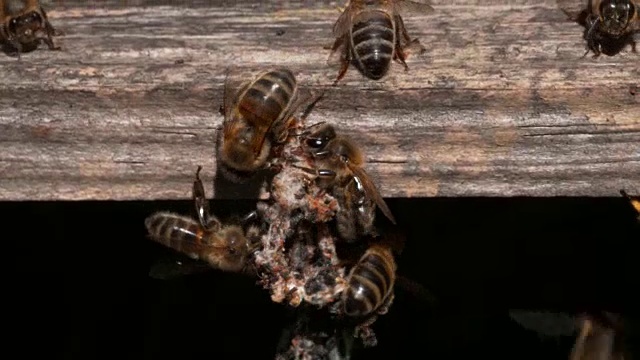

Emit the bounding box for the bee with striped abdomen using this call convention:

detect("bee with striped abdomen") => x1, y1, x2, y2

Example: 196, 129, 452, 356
557, 0, 640, 57
0, 0, 62, 59
145, 166, 261, 273
328, 0, 434, 84
296, 122, 396, 242
217, 68, 312, 183
342, 243, 396, 318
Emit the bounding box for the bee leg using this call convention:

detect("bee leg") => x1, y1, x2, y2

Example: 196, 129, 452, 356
334, 58, 350, 86
40, 8, 62, 50
328, 35, 350, 86
375, 292, 395, 315
192, 166, 220, 231
583, 16, 600, 58
299, 91, 325, 122
12, 41, 23, 60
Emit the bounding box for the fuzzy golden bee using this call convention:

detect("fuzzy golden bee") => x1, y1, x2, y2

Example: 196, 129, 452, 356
0, 0, 62, 59
328, 0, 434, 84
297, 122, 396, 242
217, 68, 312, 183
145, 167, 261, 273
558, 0, 640, 57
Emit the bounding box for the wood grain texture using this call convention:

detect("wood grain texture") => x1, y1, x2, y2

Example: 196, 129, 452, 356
0, 0, 638, 200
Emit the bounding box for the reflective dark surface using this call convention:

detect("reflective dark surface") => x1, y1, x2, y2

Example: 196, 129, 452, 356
3, 197, 638, 359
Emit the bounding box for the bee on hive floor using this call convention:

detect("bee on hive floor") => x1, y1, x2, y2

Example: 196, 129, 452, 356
297, 122, 396, 242
557, 0, 640, 57
145, 166, 261, 274
328, 0, 434, 84
0, 0, 62, 59
216, 68, 313, 183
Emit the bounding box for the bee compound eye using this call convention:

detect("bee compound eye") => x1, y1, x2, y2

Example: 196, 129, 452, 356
306, 138, 323, 148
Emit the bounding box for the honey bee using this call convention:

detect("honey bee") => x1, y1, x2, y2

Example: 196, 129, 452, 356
342, 243, 396, 318
298, 122, 396, 242
620, 189, 640, 221
569, 312, 626, 360
328, 0, 434, 84
0, 0, 62, 59
145, 166, 261, 273
557, 0, 640, 57
217, 68, 312, 183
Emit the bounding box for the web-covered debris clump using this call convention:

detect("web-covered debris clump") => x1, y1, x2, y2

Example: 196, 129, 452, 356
144, 68, 400, 359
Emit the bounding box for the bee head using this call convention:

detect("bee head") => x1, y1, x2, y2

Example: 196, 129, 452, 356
600, 0, 634, 34
8, 11, 43, 39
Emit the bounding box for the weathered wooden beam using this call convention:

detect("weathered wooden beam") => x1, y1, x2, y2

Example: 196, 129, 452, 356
0, 0, 638, 200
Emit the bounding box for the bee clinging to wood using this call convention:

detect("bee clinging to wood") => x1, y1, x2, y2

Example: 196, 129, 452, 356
145, 166, 261, 273
217, 68, 312, 183
0, 0, 62, 59
328, 0, 434, 84
557, 0, 640, 57
296, 122, 396, 242
620, 189, 640, 221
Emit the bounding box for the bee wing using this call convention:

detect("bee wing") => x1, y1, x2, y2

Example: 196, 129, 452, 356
332, 7, 351, 38
5, 0, 25, 15
556, 0, 588, 21
395, 0, 435, 15
348, 164, 396, 225
148, 256, 212, 280
569, 317, 619, 360
221, 68, 250, 126
509, 310, 579, 337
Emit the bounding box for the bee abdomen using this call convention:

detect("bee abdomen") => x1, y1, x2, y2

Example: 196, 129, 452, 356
351, 11, 395, 80
343, 246, 396, 317
239, 68, 296, 125
144, 212, 203, 255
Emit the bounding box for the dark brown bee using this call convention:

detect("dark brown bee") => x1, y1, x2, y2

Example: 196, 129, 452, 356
620, 189, 640, 221
569, 312, 626, 360
558, 0, 640, 57
217, 68, 311, 183
342, 244, 396, 318
328, 0, 434, 84
298, 122, 396, 242
0, 0, 62, 59
145, 167, 261, 273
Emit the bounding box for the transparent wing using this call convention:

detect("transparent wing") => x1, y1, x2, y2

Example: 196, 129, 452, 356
221, 67, 250, 126
557, 0, 588, 21
348, 164, 396, 225
148, 256, 212, 280
327, 36, 348, 67
509, 310, 578, 337
395, 0, 435, 15
332, 6, 353, 38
